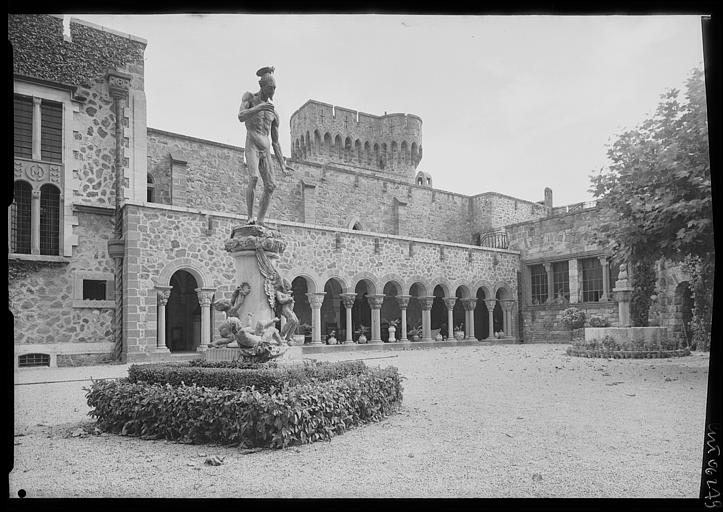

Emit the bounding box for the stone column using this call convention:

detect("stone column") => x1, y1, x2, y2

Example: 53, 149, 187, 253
195, 288, 215, 351
367, 294, 385, 344
599, 255, 610, 301
155, 286, 172, 352
396, 295, 411, 342
501, 300, 516, 338
30, 189, 41, 255
340, 293, 356, 344
568, 259, 579, 303
32, 97, 42, 161
420, 296, 435, 342
485, 299, 497, 338
443, 297, 456, 341
543, 262, 554, 303
307, 292, 326, 344
462, 298, 478, 340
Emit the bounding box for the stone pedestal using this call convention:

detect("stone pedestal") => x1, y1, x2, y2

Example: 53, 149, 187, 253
613, 288, 633, 327
223, 224, 287, 328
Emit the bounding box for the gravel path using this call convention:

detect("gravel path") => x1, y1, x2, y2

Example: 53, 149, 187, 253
11, 344, 709, 498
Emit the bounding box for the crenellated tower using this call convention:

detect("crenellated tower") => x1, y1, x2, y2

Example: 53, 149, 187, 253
289, 100, 423, 182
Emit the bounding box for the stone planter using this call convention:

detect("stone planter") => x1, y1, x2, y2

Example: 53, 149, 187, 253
357, 334, 367, 344
292, 334, 305, 346
409, 334, 419, 342
327, 335, 337, 345
388, 326, 397, 342
454, 331, 465, 341
435, 333, 443, 341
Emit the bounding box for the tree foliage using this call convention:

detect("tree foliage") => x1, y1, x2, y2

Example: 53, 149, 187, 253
590, 67, 713, 346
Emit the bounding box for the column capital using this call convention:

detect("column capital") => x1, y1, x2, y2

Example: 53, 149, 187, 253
443, 297, 457, 310
484, 299, 498, 310
195, 287, 216, 307
307, 292, 326, 309
461, 298, 478, 311
395, 295, 412, 309
340, 292, 357, 309
156, 285, 173, 306
598, 255, 609, 265
543, 262, 553, 272
419, 296, 436, 311
367, 294, 385, 309
501, 299, 516, 312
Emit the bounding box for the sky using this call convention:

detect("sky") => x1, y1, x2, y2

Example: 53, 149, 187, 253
74, 14, 706, 206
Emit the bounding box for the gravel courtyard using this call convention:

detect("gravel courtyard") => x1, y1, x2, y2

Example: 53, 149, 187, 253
11, 344, 709, 498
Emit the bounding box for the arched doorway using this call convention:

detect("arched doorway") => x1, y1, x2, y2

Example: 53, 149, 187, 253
353, 279, 373, 340
453, 286, 468, 333
474, 288, 490, 340
321, 278, 343, 340
431, 285, 447, 337
166, 270, 201, 352
407, 282, 425, 336
292, 276, 312, 338
381, 281, 402, 342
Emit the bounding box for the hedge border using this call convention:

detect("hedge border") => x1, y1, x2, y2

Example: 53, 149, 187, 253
127, 360, 368, 393
566, 347, 691, 359
86, 366, 403, 449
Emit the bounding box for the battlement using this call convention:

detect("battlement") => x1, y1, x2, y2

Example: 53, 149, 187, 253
289, 99, 423, 181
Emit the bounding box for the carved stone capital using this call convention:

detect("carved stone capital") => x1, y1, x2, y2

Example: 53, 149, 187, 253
156, 285, 173, 307
419, 296, 436, 311
195, 287, 216, 307
340, 292, 357, 309
443, 297, 457, 311
395, 295, 411, 309
501, 300, 515, 312
598, 255, 609, 267
367, 294, 386, 310
106, 70, 132, 100
484, 299, 498, 310
461, 298, 478, 311
307, 292, 326, 309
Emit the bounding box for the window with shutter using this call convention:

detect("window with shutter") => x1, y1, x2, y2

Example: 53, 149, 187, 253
13, 95, 33, 159
41, 100, 63, 163
39, 184, 60, 256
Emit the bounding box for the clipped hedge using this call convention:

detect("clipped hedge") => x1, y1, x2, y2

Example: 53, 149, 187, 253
86, 366, 403, 448
566, 347, 690, 359
127, 359, 369, 393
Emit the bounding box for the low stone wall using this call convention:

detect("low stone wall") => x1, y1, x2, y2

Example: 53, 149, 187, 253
584, 327, 668, 344
521, 303, 617, 343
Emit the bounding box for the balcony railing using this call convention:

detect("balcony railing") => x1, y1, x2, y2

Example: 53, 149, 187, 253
551, 200, 597, 215
479, 230, 509, 249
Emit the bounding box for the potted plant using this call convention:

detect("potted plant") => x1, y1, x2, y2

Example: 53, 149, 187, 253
355, 325, 369, 344
453, 322, 465, 340
326, 330, 338, 345
299, 323, 312, 344
407, 323, 423, 342
494, 330, 505, 339
387, 319, 400, 342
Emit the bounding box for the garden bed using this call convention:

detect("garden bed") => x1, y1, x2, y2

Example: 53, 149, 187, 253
566, 347, 691, 358
85, 360, 403, 449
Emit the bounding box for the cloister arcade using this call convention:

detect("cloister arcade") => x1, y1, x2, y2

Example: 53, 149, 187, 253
286, 273, 518, 344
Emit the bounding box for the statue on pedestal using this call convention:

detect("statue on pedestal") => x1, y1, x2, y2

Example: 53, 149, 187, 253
238, 66, 294, 227
275, 278, 299, 344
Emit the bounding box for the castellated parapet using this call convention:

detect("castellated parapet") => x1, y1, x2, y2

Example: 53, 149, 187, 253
290, 100, 423, 182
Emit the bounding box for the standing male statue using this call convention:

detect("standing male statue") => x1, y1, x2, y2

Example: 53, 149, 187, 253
238, 66, 293, 226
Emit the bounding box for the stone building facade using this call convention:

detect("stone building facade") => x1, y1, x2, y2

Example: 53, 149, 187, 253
9, 15, 696, 366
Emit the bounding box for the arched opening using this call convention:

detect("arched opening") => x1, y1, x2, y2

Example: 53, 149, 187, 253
674, 281, 694, 348
407, 282, 425, 336
39, 183, 60, 256
355, 139, 362, 164
411, 142, 418, 164
381, 281, 402, 342
321, 278, 344, 341
453, 286, 469, 332
380, 143, 387, 169
166, 270, 201, 352
431, 285, 447, 339
364, 141, 371, 165
314, 130, 321, 156
474, 288, 490, 340
373, 143, 380, 168
323, 132, 332, 157
494, 287, 512, 335
10, 180, 32, 254
147, 174, 155, 202
353, 280, 373, 340
391, 141, 398, 167
305, 131, 310, 157
401, 141, 408, 165
335, 135, 343, 160
417, 177, 424, 186
292, 276, 312, 339
344, 137, 352, 162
